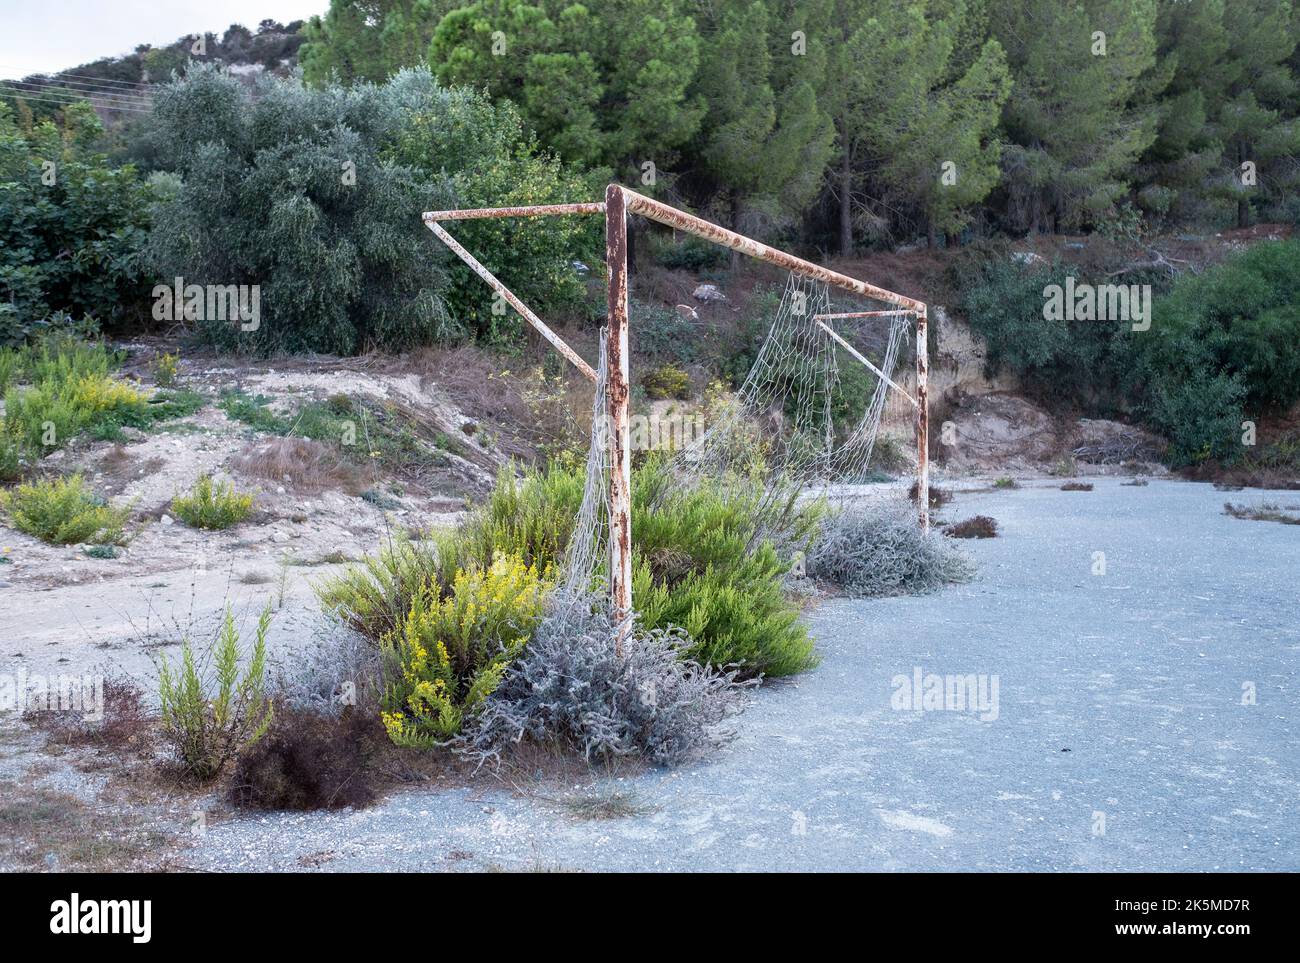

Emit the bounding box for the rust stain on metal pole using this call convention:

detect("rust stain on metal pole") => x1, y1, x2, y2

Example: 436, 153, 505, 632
605, 184, 633, 643
426, 221, 596, 382
915, 306, 930, 532
423, 202, 605, 222
618, 187, 925, 313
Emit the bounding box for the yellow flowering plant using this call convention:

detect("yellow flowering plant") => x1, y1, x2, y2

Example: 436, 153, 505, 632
380, 552, 549, 746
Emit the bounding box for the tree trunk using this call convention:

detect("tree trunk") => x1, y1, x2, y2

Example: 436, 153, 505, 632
839, 151, 853, 257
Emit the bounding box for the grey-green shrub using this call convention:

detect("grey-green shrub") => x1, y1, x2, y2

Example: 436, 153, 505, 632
806, 500, 974, 597
460, 590, 754, 768
141, 64, 595, 354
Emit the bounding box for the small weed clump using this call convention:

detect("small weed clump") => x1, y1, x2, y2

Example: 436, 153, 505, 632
946, 515, 999, 538
23, 676, 152, 752
909, 480, 951, 508
1, 474, 131, 545
157, 606, 274, 781
993, 477, 1019, 489
1223, 501, 1300, 525
1060, 481, 1094, 491
151, 351, 180, 387
642, 364, 691, 400
229, 708, 380, 811
171, 474, 254, 529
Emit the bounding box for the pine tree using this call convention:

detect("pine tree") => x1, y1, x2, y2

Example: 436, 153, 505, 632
689, 0, 835, 239
301, 0, 453, 86
429, 0, 703, 176
990, 0, 1161, 233
823, 0, 1010, 252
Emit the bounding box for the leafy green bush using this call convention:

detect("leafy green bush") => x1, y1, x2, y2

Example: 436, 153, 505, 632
0, 102, 152, 341
380, 553, 548, 745
157, 606, 274, 781
141, 65, 595, 354
1, 474, 131, 545
955, 255, 1129, 412
171, 475, 254, 529
1131, 240, 1300, 465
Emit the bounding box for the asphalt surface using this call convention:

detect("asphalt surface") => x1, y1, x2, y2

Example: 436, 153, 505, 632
186, 478, 1299, 871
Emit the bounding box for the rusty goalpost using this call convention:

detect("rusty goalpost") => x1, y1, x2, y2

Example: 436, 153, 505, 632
422, 183, 929, 624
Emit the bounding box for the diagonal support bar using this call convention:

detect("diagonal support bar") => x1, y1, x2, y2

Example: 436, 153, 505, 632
815, 319, 918, 408
425, 220, 596, 382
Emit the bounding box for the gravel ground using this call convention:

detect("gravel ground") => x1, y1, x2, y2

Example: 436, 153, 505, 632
180, 477, 1299, 872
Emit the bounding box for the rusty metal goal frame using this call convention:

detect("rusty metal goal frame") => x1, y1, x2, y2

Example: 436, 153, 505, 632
423, 184, 930, 623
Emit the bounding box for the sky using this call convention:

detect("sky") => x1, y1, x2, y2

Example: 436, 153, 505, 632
0, 0, 327, 79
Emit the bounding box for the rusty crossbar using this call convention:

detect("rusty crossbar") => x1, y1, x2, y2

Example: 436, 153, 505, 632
618, 188, 926, 313
422, 202, 606, 222
814, 309, 918, 320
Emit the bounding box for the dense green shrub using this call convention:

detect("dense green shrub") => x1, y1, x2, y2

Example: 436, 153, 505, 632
140, 65, 596, 354
323, 455, 821, 691
1, 473, 131, 545
0, 102, 152, 342
318, 533, 446, 643
956, 239, 1300, 467
955, 255, 1130, 412
1130, 240, 1300, 464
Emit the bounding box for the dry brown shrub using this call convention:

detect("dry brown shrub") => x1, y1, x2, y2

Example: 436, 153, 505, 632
233, 437, 367, 495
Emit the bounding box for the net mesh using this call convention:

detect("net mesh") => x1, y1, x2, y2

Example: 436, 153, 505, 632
558, 272, 914, 593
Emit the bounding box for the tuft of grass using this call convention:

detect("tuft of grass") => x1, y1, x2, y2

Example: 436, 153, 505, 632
945, 515, 999, 538
1, 474, 131, 545
993, 476, 1019, 489
233, 436, 365, 495
171, 475, 254, 530
909, 481, 951, 508
557, 790, 656, 821
1223, 501, 1300, 525
219, 390, 287, 433
1060, 481, 1094, 491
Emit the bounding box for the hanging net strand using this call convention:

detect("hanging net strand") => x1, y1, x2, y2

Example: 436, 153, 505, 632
563, 272, 917, 599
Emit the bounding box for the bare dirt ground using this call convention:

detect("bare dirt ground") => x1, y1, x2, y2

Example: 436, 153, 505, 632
6, 477, 1294, 872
